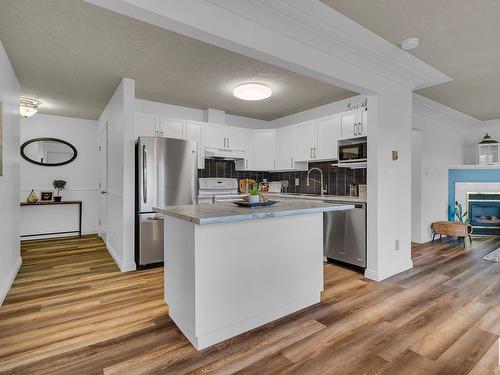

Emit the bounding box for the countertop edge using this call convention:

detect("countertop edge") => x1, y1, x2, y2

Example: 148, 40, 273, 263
154, 203, 354, 225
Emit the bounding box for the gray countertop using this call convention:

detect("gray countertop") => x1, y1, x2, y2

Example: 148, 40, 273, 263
266, 193, 367, 203
154, 199, 354, 225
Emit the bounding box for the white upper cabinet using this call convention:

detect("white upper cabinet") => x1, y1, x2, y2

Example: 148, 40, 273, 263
204, 123, 226, 149
253, 129, 276, 171
276, 125, 295, 170
159, 118, 185, 139
186, 121, 205, 169
316, 115, 339, 160
135, 113, 159, 138
294, 121, 316, 161
339, 108, 367, 139
228, 126, 251, 152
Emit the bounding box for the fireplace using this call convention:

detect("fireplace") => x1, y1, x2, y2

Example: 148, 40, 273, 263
467, 192, 500, 235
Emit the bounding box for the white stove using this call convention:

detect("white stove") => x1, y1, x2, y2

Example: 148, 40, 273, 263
198, 178, 246, 204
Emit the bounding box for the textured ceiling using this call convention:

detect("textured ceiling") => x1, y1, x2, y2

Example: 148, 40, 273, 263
321, 0, 500, 121
0, 0, 356, 121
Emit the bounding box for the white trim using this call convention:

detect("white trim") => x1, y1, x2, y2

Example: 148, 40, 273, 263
365, 259, 413, 282
413, 94, 481, 125
211, 0, 450, 90
448, 164, 500, 169
85, 0, 449, 92
20, 231, 98, 240
0, 257, 22, 305
105, 241, 136, 272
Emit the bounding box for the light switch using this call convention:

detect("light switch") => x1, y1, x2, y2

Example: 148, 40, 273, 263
392, 150, 398, 160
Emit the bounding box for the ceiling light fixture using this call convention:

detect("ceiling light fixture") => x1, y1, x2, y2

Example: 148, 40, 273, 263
19, 97, 41, 118
400, 37, 419, 51
233, 83, 272, 101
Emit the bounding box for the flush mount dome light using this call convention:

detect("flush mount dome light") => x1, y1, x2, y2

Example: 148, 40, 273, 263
233, 83, 272, 101
400, 37, 419, 50
20, 97, 41, 118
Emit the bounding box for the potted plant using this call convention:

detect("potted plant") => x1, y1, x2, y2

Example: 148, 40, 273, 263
454, 201, 468, 223
53, 180, 67, 202
248, 183, 261, 203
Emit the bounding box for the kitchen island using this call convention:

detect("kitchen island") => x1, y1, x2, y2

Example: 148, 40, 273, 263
154, 199, 354, 350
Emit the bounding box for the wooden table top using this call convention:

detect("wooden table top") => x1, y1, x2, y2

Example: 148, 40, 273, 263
20, 200, 82, 206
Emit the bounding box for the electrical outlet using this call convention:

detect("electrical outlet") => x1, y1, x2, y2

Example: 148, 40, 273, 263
295, 178, 300, 186
395, 240, 400, 251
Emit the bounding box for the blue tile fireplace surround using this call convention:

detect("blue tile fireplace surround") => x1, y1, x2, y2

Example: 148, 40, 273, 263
448, 168, 500, 235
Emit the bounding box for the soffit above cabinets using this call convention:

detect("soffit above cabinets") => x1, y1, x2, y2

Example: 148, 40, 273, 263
0, 0, 356, 121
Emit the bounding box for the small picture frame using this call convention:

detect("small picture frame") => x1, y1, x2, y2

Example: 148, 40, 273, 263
40, 191, 54, 201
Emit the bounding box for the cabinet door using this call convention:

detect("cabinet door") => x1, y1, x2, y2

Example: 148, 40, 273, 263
276, 126, 295, 169
228, 126, 251, 152
316, 115, 339, 160
204, 123, 226, 149
135, 113, 158, 138
358, 108, 368, 136
253, 129, 276, 171
294, 121, 315, 161
186, 121, 204, 169
159, 118, 185, 139
339, 110, 357, 139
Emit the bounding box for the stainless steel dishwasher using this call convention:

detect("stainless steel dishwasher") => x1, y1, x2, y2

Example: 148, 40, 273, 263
323, 202, 366, 268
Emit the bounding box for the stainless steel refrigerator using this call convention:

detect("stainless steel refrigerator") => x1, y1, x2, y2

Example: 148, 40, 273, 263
135, 137, 198, 267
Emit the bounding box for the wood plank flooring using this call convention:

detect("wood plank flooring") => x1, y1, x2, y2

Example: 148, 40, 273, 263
0, 235, 499, 374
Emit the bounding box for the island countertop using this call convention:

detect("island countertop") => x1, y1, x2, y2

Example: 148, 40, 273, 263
154, 199, 354, 225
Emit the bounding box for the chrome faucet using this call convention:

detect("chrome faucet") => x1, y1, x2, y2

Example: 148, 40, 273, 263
306, 167, 327, 197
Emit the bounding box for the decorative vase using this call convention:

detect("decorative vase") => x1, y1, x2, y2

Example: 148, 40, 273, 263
248, 194, 260, 203
27, 189, 38, 203
54, 196, 62, 202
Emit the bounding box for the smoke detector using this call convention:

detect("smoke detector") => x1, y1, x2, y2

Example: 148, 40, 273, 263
400, 37, 419, 51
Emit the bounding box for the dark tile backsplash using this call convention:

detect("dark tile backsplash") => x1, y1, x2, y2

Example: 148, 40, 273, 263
198, 160, 366, 196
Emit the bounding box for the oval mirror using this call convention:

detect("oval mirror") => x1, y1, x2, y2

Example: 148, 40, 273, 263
20, 138, 78, 167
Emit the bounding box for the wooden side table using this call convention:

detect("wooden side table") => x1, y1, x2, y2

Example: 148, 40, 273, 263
20, 200, 83, 238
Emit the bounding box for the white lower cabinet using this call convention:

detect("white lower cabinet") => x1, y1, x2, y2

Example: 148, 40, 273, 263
253, 129, 276, 171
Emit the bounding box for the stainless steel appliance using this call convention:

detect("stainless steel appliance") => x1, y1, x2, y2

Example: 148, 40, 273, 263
198, 178, 245, 203
324, 202, 366, 268
338, 138, 367, 169
135, 137, 198, 267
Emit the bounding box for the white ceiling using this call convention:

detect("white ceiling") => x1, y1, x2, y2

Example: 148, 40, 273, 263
0, 0, 357, 120
321, 0, 500, 121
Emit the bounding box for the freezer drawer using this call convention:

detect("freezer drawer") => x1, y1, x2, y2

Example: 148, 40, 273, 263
137, 213, 164, 266
323, 203, 366, 268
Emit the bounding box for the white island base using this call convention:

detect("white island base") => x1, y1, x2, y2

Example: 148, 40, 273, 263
164, 213, 324, 350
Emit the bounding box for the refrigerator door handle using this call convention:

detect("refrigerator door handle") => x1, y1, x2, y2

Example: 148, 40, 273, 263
142, 145, 147, 204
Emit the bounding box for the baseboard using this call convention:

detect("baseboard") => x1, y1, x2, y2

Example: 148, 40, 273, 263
106, 242, 124, 271
365, 259, 414, 281
0, 256, 22, 305
20, 231, 98, 240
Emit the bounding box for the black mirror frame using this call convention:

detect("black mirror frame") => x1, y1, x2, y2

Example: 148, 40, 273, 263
20, 137, 78, 167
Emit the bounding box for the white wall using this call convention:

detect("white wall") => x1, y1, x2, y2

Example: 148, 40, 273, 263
136, 99, 271, 129
411, 95, 476, 242
270, 95, 365, 127
99, 78, 136, 272
0, 41, 21, 305
19, 114, 99, 238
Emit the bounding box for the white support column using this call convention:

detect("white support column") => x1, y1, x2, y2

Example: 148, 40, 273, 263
365, 89, 414, 281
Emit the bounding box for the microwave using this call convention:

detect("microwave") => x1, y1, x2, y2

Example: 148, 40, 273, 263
338, 138, 367, 162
